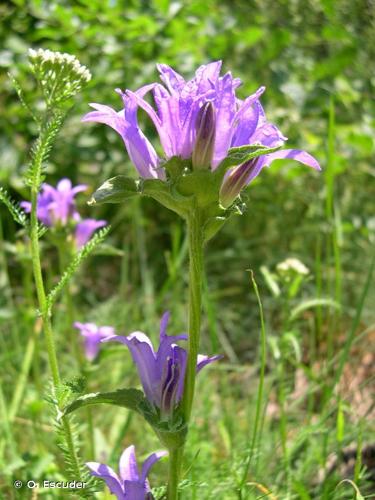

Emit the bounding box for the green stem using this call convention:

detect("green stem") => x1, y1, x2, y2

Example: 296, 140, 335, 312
29, 187, 84, 481
182, 210, 204, 422
0, 383, 17, 459
167, 448, 183, 500
30, 188, 60, 386
167, 211, 204, 499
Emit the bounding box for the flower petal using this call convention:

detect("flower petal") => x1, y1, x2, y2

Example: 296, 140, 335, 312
83, 100, 161, 179
75, 219, 107, 248
231, 87, 265, 147
119, 445, 139, 482
104, 332, 158, 405
140, 451, 168, 484
261, 149, 321, 170
157, 63, 186, 95
123, 480, 146, 499
194, 61, 223, 94
251, 122, 287, 148
196, 354, 223, 373
159, 311, 170, 338
82, 103, 126, 135
212, 73, 238, 168
86, 462, 124, 498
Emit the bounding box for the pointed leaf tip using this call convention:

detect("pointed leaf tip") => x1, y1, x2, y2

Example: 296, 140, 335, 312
90, 176, 140, 205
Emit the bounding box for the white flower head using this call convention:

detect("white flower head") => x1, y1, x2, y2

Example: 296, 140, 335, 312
276, 258, 309, 276
28, 48, 91, 105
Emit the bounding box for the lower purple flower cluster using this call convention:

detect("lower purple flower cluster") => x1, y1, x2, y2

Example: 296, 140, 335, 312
75, 312, 220, 498
87, 445, 167, 500
21, 178, 106, 248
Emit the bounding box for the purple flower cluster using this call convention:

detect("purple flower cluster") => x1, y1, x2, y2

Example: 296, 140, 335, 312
84, 313, 219, 496
21, 178, 106, 248
80, 62, 320, 498
83, 61, 320, 207
103, 312, 220, 418
87, 445, 166, 499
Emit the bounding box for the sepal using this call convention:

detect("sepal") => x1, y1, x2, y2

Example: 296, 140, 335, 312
216, 144, 281, 174
139, 401, 187, 450
141, 178, 192, 218
88, 176, 140, 205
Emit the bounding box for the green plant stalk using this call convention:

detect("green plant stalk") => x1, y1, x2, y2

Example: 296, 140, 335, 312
183, 210, 204, 422
277, 362, 290, 490
167, 448, 183, 500
167, 210, 204, 499
29, 186, 84, 482
0, 383, 17, 459
240, 272, 267, 490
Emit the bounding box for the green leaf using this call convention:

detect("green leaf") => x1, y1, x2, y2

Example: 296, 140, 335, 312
0, 186, 28, 227
290, 298, 341, 321
62, 388, 146, 417
335, 479, 364, 499
216, 144, 281, 173
203, 216, 227, 242
89, 176, 140, 205
260, 265, 281, 297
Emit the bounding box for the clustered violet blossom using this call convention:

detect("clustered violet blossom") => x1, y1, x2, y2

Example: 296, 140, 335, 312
103, 312, 220, 418
21, 178, 106, 248
73, 322, 115, 361
83, 61, 320, 207
87, 445, 167, 500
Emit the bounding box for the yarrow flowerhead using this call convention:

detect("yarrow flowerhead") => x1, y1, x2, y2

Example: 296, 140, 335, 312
29, 48, 91, 105
103, 312, 221, 419
74, 322, 115, 361
83, 61, 320, 208
276, 257, 309, 277
21, 178, 106, 248
86, 445, 167, 499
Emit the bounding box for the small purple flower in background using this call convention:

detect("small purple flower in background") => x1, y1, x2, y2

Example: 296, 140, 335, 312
75, 219, 107, 248
103, 312, 221, 418
74, 322, 115, 361
22, 178, 106, 248
21, 178, 86, 226
83, 61, 320, 205
87, 445, 166, 500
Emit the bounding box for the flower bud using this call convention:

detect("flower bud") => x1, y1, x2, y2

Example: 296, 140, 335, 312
192, 101, 216, 169
28, 48, 91, 105
219, 159, 257, 208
